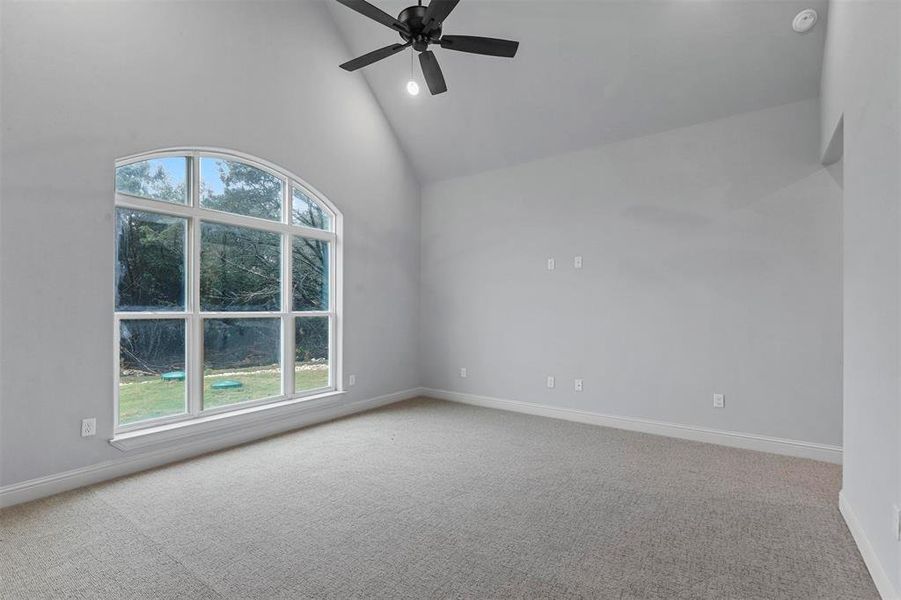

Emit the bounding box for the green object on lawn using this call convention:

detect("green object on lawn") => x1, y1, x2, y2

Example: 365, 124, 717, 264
161, 371, 186, 382
211, 379, 243, 390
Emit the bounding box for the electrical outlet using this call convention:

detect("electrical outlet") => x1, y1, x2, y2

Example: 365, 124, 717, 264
713, 393, 725, 408
574, 378, 583, 392
547, 257, 555, 271
547, 376, 555, 389
81, 418, 96, 438
348, 374, 356, 386
574, 256, 583, 269
459, 367, 467, 378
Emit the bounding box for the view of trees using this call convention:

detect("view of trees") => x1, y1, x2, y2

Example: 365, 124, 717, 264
292, 187, 331, 230
293, 236, 329, 310
204, 318, 281, 372
120, 319, 185, 377
115, 158, 187, 204
296, 317, 329, 363
116, 210, 186, 311
116, 156, 330, 387
200, 159, 282, 221
200, 222, 281, 312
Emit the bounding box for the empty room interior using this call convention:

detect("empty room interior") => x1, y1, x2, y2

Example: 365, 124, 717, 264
1, 0, 900, 598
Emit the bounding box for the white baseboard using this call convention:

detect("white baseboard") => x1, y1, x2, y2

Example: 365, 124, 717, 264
840, 490, 900, 600
423, 388, 842, 464
0, 387, 421, 509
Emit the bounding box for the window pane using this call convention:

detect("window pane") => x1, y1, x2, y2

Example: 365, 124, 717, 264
200, 158, 282, 221
115, 157, 188, 204
295, 317, 329, 393
118, 319, 186, 425
200, 223, 281, 312
203, 318, 281, 409
293, 237, 329, 311
292, 187, 331, 231
116, 208, 186, 311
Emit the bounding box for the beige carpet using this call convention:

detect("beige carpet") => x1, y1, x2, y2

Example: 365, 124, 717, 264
0, 398, 879, 599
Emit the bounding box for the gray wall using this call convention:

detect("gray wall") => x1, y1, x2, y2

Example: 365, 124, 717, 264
421, 99, 843, 446
0, 0, 421, 487
821, 0, 901, 594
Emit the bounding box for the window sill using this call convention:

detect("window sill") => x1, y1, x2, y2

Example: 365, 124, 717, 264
110, 390, 347, 452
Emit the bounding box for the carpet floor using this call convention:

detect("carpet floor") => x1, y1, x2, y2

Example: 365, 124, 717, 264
0, 398, 879, 599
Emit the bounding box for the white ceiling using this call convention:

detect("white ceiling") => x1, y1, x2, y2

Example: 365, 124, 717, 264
327, 0, 828, 183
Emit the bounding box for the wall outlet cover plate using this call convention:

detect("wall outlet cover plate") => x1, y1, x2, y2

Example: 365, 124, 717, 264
81, 418, 97, 437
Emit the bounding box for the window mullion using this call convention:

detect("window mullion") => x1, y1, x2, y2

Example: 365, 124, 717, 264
190, 155, 203, 416
113, 314, 121, 429
330, 234, 340, 391
113, 199, 335, 240
282, 184, 294, 396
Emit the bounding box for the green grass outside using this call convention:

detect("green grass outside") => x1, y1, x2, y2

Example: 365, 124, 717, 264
119, 363, 329, 425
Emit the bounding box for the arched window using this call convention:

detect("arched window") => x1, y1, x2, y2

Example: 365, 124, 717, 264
114, 149, 341, 431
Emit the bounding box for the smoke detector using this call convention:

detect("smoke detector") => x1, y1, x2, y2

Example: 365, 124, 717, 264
792, 9, 818, 33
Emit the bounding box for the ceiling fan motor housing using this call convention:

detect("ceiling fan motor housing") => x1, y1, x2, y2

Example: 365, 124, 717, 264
399, 5, 441, 51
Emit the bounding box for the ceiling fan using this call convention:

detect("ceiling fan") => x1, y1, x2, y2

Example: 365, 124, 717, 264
336, 0, 519, 95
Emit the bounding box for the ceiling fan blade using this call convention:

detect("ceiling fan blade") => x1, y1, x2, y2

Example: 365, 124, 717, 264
340, 42, 411, 71
419, 50, 447, 95
439, 35, 519, 58
422, 0, 460, 34
335, 0, 409, 35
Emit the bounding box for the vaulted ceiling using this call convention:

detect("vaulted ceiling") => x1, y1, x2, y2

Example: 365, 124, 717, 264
327, 0, 828, 183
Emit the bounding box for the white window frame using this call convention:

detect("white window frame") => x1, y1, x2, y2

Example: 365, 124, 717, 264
113, 147, 343, 434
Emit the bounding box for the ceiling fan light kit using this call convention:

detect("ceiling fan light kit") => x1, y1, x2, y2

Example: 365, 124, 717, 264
336, 0, 520, 95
